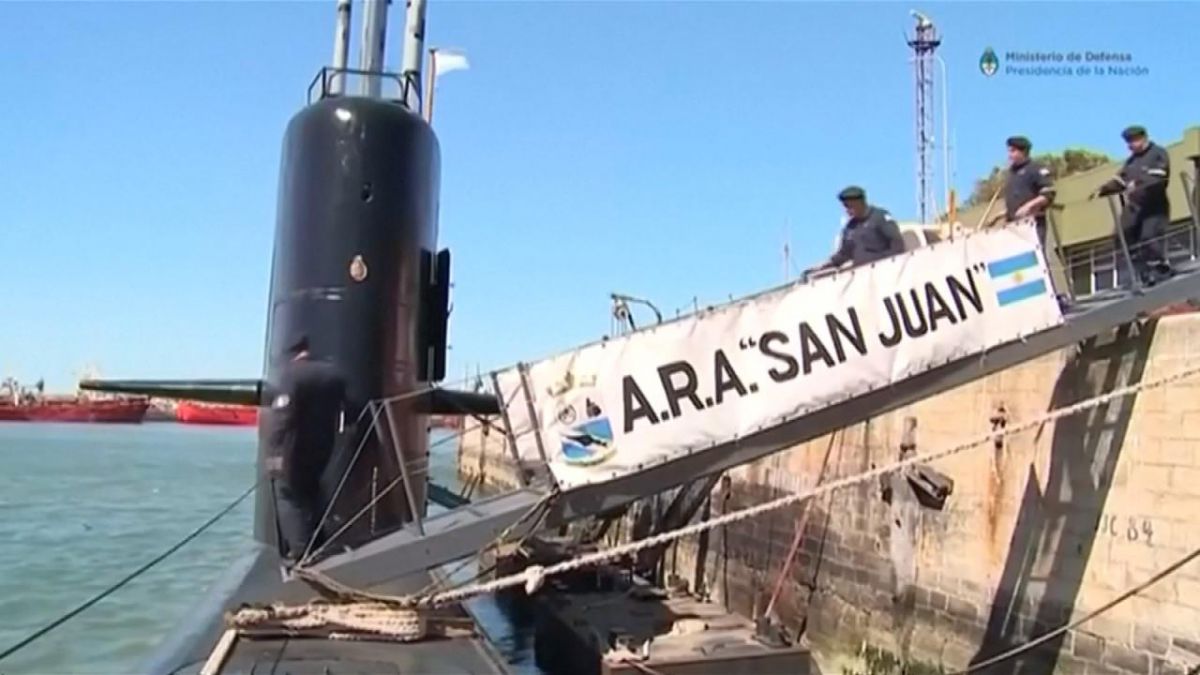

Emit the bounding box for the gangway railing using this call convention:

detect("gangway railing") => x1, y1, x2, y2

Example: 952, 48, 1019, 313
299, 189, 1200, 594
1182, 169, 1200, 259
1106, 194, 1144, 295
1046, 204, 1075, 299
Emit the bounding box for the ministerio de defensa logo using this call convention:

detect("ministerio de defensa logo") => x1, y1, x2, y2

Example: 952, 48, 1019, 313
976, 48, 1146, 78
980, 47, 999, 77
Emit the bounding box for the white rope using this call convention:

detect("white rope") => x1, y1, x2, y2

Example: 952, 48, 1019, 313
411, 359, 1200, 608
227, 602, 427, 641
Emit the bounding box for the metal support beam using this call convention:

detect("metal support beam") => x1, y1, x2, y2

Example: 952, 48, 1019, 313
635, 473, 724, 575
1183, 172, 1200, 259
491, 370, 530, 487
1185, 156, 1200, 259
428, 482, 471, 509
300, 487, 550, 591
517, 363, 551, 466
381, 401, 425, 535
1047, 206, 1075, 300
1107, 194, 1142, 294
575, 506, 628, 545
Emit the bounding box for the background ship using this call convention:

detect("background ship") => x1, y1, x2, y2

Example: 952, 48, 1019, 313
0, 370, 149, 423
175, 401, 258, 426
428, 413, 465, 431
0, 390, 149, 424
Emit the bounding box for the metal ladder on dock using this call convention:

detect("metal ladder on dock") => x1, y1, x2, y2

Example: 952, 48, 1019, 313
304, 178, 1200, 593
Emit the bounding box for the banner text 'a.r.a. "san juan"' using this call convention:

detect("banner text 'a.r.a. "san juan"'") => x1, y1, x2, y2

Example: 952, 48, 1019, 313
619, 267, 988, 434
494, 220, 1064, 491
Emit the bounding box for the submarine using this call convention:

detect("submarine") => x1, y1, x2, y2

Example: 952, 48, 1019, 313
81, 0, 508, 671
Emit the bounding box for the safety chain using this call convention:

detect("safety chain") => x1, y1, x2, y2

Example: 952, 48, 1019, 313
411, 360, 1200, 608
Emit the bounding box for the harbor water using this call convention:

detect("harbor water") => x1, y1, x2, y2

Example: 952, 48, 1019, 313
0, 423, 539, 674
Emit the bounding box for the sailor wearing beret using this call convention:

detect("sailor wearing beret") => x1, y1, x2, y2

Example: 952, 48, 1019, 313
1092, 125, 1174, 286
1002, 135, 1070, 309
806, 185, 906, 277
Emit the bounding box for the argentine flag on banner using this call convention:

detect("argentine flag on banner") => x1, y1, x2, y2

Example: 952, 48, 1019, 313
987, 250, 1048, 307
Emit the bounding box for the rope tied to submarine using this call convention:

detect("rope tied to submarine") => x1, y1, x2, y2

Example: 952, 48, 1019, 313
225, 602, 428, 642
224, 487, 559, 636
418, 359, 1200, 607
224, 357, 1200, 626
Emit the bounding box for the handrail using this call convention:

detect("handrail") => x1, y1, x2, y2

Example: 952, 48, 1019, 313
1181, 169, 1200, 260
306, 66, 415, 106
1106, 194, 1143, 294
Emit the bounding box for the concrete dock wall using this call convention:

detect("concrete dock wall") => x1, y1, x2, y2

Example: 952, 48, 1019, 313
459, 315, 1200, 674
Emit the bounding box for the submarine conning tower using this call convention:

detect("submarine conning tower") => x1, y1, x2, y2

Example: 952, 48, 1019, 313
255, 0, 448, 551
256, 92, 442, 546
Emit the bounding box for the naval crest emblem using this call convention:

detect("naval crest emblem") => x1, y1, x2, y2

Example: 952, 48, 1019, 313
349, 255, 368, 282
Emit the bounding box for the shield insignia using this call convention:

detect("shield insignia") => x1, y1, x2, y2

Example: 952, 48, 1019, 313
349, 255, 368, 282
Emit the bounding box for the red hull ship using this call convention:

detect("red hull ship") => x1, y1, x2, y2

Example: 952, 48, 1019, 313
428, 413, 465, 431
176, 401, 258, 426
0, 397, 150, 423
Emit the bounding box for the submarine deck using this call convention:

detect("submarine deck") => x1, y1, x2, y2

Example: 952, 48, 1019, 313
193, 635, 507, 675
156, 543, 510, 675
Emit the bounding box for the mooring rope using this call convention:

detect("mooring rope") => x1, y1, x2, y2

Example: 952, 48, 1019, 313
226, 602, 428, 642
227, 357, 1200, 636
950, 543, 1200, 674
402, 359, 1200, 608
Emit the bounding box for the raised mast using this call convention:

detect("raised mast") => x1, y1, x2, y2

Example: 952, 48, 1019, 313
400, 0, 428, 110
358, 0, 389, 97
330, 0, 352, 95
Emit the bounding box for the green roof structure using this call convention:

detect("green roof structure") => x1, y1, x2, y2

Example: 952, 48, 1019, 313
956, 126, 1200, 248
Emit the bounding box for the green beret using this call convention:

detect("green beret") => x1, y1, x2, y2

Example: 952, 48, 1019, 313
838, 185, 866, 201
1006, 135, 1031, 153
1122, 125, 1147, 141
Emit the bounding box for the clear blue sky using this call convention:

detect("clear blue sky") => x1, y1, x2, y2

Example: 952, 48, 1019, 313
3, 1, 1198, 391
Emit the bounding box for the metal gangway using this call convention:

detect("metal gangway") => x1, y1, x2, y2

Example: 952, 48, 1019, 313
302, 185, 1200, 594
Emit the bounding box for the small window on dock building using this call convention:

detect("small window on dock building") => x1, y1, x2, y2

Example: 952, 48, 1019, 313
1063, 220, 1197, 299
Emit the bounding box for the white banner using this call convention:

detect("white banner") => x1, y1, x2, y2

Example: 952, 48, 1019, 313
494, 221, 1063, 492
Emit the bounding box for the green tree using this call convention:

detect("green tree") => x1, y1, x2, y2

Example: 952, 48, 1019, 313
963, 148, 1114, 208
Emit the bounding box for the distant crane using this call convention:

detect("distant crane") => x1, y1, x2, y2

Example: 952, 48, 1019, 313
907, 10, 943, 226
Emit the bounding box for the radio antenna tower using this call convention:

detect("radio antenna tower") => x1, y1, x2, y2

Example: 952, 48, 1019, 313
908, 11, 941, 225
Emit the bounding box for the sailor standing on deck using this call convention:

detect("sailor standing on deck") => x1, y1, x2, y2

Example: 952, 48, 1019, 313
1003, 136, 1055, 238
1002, 136, 1069, 308
265, 334, 349, 566
805, 186, 906, 277
1091, 125, 1174, 286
